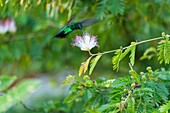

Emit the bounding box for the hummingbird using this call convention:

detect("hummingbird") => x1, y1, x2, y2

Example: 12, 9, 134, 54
54, 17, 96, 38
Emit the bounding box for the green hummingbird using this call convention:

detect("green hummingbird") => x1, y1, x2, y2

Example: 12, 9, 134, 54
54, 17, 96, 38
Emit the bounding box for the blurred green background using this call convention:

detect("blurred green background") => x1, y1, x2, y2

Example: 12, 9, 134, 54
0, 0, 170, 112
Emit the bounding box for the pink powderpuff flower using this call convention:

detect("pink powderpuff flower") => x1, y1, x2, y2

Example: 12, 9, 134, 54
8, 19, 17, 33
72, 32, 98, 51
0, 18, 17, 34
0, 20, 8, 34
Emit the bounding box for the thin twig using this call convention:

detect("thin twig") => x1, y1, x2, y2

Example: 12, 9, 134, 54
90, 36, 164, 56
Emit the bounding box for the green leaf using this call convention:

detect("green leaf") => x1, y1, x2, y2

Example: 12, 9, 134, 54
96, 0, 125, 20
79, 57, 92, 76
97, 104, 111, 112
0, 75, 17, 91
157, 41, 170, 64
120, 47, 131, 60
129, 42, 136, 66
86, 109, 100, 113
140, 47, 157, 60
112, 43, 136, 71
133, 88, 154, 94
62, 75, 75, 86
84, 91, 100, 109
112, 49, 122, 71
129, 70, 140, 84
108, 0, 125, 15
159, 101, 170, 113
96, 0, 107, 20
89, 55, 102, 75
127, 97, 135, 113
63, 90, 84, 103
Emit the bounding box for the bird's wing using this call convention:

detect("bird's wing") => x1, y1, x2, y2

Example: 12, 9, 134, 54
81, 18, 97, 27
67, 15, 76, 26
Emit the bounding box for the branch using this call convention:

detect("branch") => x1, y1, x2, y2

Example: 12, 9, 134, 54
91, 36, 164, 56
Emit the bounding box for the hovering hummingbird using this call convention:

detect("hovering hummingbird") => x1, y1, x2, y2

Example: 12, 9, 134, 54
54, 17, 96, 38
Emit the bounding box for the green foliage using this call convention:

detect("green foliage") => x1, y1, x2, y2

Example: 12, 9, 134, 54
127, 97, 135, 113
112, 42, 137, 71
96, 0, 125, 19
78, 54, 102, 76
63, 32, 170, 112
112, 49, 122, 71
1, 0, 170, 113
140, 47, 157, 60
1, 0, 170, 75
129, 70, 140, 84
159, 101, 170, 113
79, 57, 92, 76
129, 42, 136, 66
89, 55, 102, 75
0, 76, 40, 112
29, 100, 70, 113
157, 40, 170, 64
64, 68, 170, 113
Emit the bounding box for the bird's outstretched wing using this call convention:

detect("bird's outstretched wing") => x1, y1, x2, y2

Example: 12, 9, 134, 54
81, 18, 97, 27
67, 15, 76, 26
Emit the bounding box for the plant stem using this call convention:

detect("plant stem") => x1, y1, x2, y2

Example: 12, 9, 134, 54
88, 50, 93, 56
91, 36, 164, 56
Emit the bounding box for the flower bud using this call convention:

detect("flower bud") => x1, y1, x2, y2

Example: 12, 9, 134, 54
142, 75, 146, 80
142, 75, 146, 83
121, 97, 125, 101
162, 32, 165, 37
146, 66, 152, 71
85, 80, 93, 87
140, 72, 144, 75
130, 76, 134, 79
165, 34, 169, 38
83, 75, 90, 80
128, 90, 132, 94
131, 83, 135, 88
77, 85, 83, 89
96, 90, 99, 92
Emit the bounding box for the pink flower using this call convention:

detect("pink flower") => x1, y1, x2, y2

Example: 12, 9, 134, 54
0, 20, 8, 34
0, 18, 17, 34
8, 19, 17, 33
72, 33, 98, 51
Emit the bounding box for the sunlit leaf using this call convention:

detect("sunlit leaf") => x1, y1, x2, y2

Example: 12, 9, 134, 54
0, 76, 17, 91
140, 47, 157, 60
127, 97, 135, 113
112, 49, 122, 71
89, 55, 102, 75
129, 70, 140, 84
159, 101, 170, 113
157, 39, 170, 64
79, 57, 92, 76
129, 42, 136, 66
